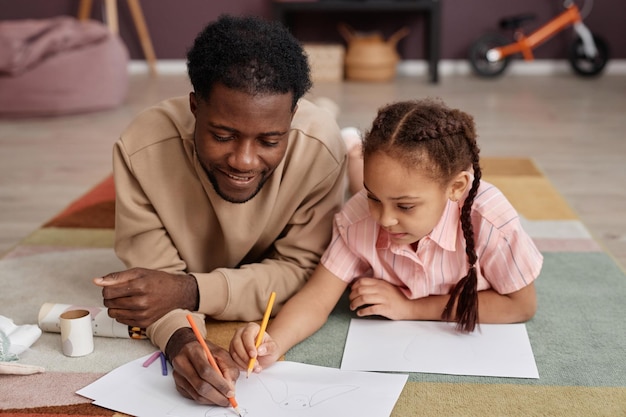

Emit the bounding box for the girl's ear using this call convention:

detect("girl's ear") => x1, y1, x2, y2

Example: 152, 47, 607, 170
448, 171, 471, 202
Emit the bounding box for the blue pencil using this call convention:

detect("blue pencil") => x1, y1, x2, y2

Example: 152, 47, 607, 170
159, 352, 168, 376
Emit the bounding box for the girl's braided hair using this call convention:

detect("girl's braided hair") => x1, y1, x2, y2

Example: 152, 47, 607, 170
363, 98, 482, 332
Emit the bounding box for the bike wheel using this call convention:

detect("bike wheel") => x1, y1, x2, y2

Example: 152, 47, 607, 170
569, 33, 609, 77
468, 34, 512, 78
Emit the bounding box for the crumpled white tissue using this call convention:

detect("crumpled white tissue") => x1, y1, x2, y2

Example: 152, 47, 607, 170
0, 315, 45, 375
0, 315, 42, 357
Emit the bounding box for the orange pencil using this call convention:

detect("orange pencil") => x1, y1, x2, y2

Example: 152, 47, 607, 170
186, 314, 242, 417
247, 291, 276, 378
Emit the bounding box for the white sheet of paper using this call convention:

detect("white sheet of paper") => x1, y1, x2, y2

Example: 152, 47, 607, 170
340, 319, 539, 378
78, 354, 408, 417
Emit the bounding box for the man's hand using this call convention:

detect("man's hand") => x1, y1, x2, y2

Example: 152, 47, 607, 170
167, 328, 240, 405
93, 267, 198, 328
349, 278, 412, 320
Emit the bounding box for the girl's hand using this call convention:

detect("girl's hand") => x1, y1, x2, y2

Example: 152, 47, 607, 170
229, 322, 281, 374
349, 278, 411, 320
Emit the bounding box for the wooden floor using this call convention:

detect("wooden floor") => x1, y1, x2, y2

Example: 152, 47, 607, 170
1, 73, 625, 272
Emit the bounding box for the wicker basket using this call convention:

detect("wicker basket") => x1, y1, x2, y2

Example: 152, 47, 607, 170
339, 23, 409, 82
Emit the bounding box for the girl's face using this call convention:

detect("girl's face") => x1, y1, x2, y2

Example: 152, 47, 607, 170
363, 151, 469, 246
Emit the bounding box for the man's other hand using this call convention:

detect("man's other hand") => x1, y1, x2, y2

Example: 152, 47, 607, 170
93, 267, 198, 328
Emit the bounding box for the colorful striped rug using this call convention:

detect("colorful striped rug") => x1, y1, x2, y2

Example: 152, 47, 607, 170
1, 158, 624, 417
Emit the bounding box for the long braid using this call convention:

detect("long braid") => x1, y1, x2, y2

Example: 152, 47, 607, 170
442, 154, 482, 332
364, 98, 483, 333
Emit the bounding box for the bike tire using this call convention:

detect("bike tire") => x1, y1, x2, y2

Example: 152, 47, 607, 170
468, 34, 512, 78
569, 33, 609, 77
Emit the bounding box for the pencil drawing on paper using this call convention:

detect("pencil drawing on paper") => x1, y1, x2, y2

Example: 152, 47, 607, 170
203, 406, 249, 416
258, 375, 359, 410
166, 402, 248, 417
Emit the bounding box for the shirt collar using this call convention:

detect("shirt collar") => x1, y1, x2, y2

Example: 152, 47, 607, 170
428, 199, 460, 251
431, 175, 474, 251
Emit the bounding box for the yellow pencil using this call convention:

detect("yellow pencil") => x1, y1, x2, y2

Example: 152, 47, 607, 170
186, 314, 242, 417
247, 291, 276, 378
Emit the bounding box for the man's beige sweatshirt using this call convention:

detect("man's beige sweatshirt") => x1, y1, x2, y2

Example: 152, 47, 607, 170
112, 96, 347, 350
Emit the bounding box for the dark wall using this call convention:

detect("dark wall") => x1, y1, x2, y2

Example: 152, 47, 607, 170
1, 0, 623, 61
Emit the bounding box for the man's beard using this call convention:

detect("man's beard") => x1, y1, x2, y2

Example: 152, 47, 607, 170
199, 159, 267, 204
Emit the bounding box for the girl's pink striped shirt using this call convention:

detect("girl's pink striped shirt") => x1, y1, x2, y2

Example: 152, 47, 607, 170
321, 180, 542, 298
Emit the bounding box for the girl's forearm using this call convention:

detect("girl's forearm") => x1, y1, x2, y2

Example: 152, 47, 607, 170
474, 284, 537, 323
408, 283, 536, 324
267, 265, 349, 356
267, 298, 330, 357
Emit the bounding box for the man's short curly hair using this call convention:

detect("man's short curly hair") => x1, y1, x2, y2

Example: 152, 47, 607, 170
187, 15, 312, 109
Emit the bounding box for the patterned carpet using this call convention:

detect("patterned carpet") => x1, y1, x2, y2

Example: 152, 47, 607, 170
1, 158, 625, 417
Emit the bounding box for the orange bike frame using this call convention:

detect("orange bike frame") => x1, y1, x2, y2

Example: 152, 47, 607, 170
494, 4, 583, 61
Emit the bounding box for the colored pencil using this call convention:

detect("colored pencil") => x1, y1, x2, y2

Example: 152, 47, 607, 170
186, 314, 242, 417
247, 291, 276, 378
142, 351, 161, 368
159, 352, 168, 376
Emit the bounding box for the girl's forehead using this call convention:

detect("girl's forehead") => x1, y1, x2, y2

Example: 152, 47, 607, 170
364, 153, 441, 197
365, 151, 430, 177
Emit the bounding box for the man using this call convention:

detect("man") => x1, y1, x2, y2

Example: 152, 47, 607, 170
93, 15, 346, 406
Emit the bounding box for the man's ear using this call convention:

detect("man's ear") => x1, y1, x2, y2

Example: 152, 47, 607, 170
448, 171, 471, 202
189, 92, 197, 116
291, 103, 298, 121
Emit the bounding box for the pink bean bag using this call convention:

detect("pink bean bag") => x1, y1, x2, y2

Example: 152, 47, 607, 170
0, 17, 129, 117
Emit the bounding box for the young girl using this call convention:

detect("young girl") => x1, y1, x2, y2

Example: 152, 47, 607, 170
229, 98, 543, 373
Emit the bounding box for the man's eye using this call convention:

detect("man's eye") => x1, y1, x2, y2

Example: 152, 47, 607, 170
213, 134, 233, 142
261, 140, 280, 147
